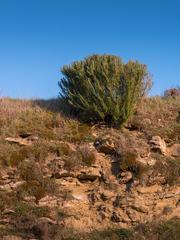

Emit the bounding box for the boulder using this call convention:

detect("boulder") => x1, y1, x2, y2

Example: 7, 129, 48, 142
77, 167, 101, 181
150, 136, 166, 155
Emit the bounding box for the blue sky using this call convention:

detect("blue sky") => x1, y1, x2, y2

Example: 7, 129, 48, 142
0, 0, 179, 98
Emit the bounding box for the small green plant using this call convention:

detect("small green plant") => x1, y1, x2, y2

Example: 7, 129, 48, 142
59, 54, 152, 128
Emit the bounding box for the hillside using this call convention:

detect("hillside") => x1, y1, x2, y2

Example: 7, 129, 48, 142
0, 96, 179, 240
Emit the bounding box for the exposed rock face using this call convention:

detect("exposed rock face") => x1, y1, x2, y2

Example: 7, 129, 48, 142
0, 130, 179, 238
150, 136, 167, 155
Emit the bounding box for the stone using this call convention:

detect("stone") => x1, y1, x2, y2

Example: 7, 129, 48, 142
3, 236, 22, 240
38, 195, 58, 208
23, 196, 36, 203
5, 137, 32, 146
100, 190, 115, 201
3, 209, 15, 215
72, 193, 88, 202
0, 184, 12, 192
77, 167, 101, 181
147, 158, 156, 166
131, 203, 149, 213
119, 171, 133, 184
138, 184, 162, 194
10, 181, 26, 190
126, 208, 142, 222
150, 136, 166, 155
52, 170, 75, 178
37, 217, 57, 225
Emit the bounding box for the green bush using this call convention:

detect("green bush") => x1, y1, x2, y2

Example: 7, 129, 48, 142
59, 54, 152, 127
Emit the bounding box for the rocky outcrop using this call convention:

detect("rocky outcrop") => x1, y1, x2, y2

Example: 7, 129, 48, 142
0, 130, 179, 238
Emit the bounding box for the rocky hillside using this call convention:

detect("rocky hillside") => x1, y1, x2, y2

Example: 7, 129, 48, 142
0, 96, 179, 240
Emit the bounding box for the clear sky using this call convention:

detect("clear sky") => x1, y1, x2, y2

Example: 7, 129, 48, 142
0, 0, 179, 98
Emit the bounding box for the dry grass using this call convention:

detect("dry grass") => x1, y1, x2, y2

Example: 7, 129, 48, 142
151, 153, 180, 185
129, 96, 180, 142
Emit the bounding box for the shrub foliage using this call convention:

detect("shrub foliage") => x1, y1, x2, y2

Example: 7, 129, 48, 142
59, 54, 152, 127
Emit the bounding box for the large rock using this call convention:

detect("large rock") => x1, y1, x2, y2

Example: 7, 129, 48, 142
150, 136, 166, 155
77, 167, 101, 181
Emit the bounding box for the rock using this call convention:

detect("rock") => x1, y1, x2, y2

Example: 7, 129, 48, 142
52, 170, 75, 178
150, 136, 166, 155
5, 137, 32, 146
3, 236, 22, 240
38, 195, 58, 208
72, 193, 88, 201
23, 196, 36, 203
0, 184, 12, 192
3, 209, 15, 215
138, 184, 163, 194
131, 203, 149, 213
10, 181, 26, 190
100, 190, 115, 201
147, 158, 157, 166
119, 171, 133, 184
168, 144, 180, 157
94, 138, 116, 154
126, 208, 142, 222
77, 167, 101, 181
37, 217, 57, 225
